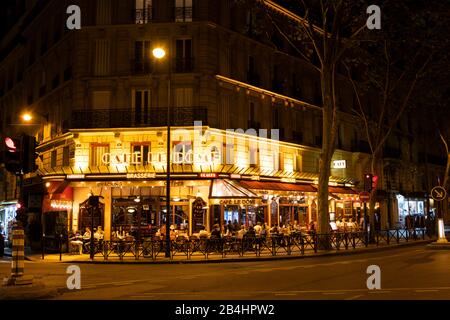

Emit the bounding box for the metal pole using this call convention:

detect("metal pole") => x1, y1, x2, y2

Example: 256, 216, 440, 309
59, 233, 62, 261
90, 205, 94, 260
364, 202, 368, 245
165, 74, 171, 258
41, 233, 45, 259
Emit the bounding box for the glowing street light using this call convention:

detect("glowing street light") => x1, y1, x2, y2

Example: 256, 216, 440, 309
21, 113, 33, 122
152, 47, 166, 59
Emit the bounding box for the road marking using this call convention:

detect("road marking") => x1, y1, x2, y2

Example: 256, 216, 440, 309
346, 295, 364, 300
322, 292, 345, 295
112, 282, 136, 286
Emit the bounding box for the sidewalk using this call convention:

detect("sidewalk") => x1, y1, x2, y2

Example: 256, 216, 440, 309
3, 239, 433, 264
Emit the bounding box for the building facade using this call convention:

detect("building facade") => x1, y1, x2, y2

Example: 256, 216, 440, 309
0, 0, 446, 245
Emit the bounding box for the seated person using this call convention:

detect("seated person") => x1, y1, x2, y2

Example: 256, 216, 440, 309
94, 226, 104, 240
270, 224, 279, 234
69, 230, 83, 254
169, 225, 178, 240
198, 225, 210, 238
210, 224, 222, 239
237, 225, 247, 240
82, 227, 91, 239
245, 226, 256, 238
254, 222, 262, 235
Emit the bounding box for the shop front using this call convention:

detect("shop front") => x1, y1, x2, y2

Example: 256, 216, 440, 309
0, 201, 17, 244
35, 127, 362, 239
396, 193, 426, 228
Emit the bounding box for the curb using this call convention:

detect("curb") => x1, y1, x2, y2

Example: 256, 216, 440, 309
28, 240, 433, 265
0, 281, 59, 300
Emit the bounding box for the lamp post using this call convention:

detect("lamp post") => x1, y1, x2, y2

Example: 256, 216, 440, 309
152, 47, 171, 258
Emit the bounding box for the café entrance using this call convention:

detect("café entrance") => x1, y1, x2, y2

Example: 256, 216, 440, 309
279, 204, 309, 227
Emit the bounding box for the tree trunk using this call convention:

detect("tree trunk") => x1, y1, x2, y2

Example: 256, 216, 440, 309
368, 153, 381, 242
317, 65, 338, 250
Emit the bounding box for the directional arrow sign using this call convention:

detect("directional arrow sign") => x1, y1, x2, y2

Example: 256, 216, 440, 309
431, 186, 447, 201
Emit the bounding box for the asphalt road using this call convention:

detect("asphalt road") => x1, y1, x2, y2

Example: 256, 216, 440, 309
1, 244, 449, 300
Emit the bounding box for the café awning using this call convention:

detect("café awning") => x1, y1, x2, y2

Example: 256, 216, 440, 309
328, 186, 358, 194
239, 180, 316, 192
209, 179, 259, 199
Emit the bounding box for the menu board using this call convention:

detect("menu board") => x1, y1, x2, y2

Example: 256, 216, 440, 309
192, 197, 206, 232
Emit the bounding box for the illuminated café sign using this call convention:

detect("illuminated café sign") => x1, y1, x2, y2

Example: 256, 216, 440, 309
281, 178, 296, 183
101, 148, 221, 166
250, 175, 260, 181
198, 173, 218, 178
67, 174, 85, 179
230, 174, 241, 179
219, 199, 256, 205
126, 173, 156, 179
332, 160, 347, 169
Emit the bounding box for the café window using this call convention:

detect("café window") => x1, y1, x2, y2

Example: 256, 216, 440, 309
90, 143, 109, 167
131, 143, 151, 165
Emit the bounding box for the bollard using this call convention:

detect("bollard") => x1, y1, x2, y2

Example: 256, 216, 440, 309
59, 234, 63, 261
3, 224, 33, 286
12, 228, 25, 278
41, 233, 45, 260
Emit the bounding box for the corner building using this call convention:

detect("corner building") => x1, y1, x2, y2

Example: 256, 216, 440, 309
0, 0, 444, 246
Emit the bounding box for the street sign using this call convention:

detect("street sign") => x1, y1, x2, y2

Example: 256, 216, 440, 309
359, 191, 370, 202
431, 186, 447, 201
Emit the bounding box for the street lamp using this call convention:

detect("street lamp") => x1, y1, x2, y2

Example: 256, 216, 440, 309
152, 47, 171, 258
21, 113, 33, 122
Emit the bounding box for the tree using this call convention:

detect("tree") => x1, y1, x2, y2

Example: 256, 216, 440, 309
238, 0, 367, 247
343, 0, 449, 234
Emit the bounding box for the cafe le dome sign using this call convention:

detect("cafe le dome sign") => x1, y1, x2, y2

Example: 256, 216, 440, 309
101, 148, 222, 166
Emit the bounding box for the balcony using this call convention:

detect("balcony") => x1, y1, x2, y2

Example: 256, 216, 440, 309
134, 7, 153, 24
173, 58, 194, 73
131, 59, 152, 74
71, 107, 208, 129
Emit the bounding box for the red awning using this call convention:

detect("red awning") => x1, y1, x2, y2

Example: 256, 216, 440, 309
328, 186, 357, 194
239, 180, 316, 192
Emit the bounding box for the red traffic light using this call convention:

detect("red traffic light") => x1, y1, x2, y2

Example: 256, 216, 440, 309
5, 137, 17, 152
372, 175, 379, 189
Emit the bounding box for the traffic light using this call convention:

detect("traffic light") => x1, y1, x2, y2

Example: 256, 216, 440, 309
364, 173, 373, 192
21, 134, 38, 174
372, 175, 379, 190
2, 136, 22, 174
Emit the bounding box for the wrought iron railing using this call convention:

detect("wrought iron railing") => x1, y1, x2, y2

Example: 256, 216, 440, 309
173, 58, 195, 73
135, 8, 153, 24
131, 59, 152, 74
175, 6, 193, 22
73, 228, 432, 261
71, 107, 208, 129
